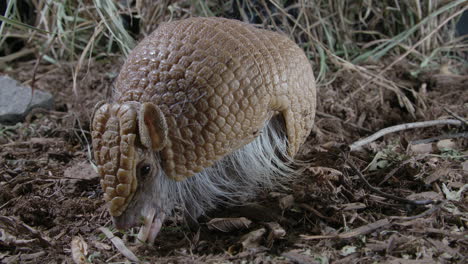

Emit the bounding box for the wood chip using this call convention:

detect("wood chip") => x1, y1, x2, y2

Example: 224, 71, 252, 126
92, 240, 112, 251
386, 257, 437, 264
409, 143, 433, 154
301, 219, 391, 240
282, 250, 321, 264
436, 139, 456, 150
405, 191, 442, 201
265, 222, 286, 247
339, 219, 390, 239
462, 160, 468, 173
240, 228, 266, 249
424, 167, 449, 184
339, 202, 367, 211
207, 217, 252, 232
19, 251, 46, 261
279, 194, 294, 210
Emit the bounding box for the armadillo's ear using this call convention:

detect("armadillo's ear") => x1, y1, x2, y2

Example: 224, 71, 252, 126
138, 102, 168, 151
91, 100, 107, 131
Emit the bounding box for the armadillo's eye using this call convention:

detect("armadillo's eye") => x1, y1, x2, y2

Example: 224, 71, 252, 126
138, 163, 151, 177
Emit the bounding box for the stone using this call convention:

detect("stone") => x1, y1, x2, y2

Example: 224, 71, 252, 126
0, 75, 54, 124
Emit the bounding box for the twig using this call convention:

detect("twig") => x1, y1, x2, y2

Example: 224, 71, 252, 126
316, 111, 373, 133
378, 158, 415, 186
301, 219, 391, 240
349, 119, 463, 151
282, 250, 321, 264
0, 197, 19, 211
299, 203, 341, 225
0, 216, 52, 247
343, 154, 436, 206
444, 108, 467, 127
410, 132, 468, 145
390, 203, 441, 221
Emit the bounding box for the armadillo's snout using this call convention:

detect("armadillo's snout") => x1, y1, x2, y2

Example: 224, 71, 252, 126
112, 214, 137, 230
112, 201, 167, 244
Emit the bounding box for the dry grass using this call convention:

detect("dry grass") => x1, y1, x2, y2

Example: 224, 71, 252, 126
1, 0, 466, 109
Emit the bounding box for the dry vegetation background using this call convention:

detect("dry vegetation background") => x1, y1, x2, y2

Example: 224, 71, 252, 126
0, 0, 467, 263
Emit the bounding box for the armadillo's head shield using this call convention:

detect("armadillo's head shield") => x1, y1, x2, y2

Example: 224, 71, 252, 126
91, 101, 168, 217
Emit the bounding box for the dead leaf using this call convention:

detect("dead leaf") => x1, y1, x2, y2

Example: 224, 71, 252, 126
339, 202, 367, 211
71, 236, 88, 264
436, 139, 456, 151
406, 191, 442, 201
409, 143, 433, 154
387, 257, 437, 264
92, 240, 111, 251
240, 228, 266, 249
424, 167, 450, 184
279, 195, 294, 210
268, 192, 283, 198
282, 250, 321, 264
207, 217, 252, 232
340, 245, 357, 256
462, 160, 468, 173
442, 183, 468, 201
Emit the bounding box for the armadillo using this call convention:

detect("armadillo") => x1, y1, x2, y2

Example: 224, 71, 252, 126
91, 17, 316, 243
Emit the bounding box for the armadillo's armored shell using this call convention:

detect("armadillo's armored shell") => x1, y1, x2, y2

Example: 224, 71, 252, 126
113, 17, 316, 181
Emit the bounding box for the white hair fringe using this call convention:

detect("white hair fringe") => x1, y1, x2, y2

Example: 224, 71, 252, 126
154, 115, 301, 220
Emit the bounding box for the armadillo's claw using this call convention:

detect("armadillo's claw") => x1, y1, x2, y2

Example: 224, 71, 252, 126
147, 213, 165, 244
136, 208, 165, 244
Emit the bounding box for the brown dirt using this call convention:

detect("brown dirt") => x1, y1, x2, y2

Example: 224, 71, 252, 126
0, 57, 467, 263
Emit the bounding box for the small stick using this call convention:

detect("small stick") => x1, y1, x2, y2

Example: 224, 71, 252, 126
316, 111, 373, 133
444, 108, 467, 126
343, 154, 436, 206
378, 160, 411, 186
0, 216, 52, 247
390, 204, 441, 221
349, 119, 463, 151
300, 218, 391, 240
410, 132, 468, 145
299, 203, 341, 225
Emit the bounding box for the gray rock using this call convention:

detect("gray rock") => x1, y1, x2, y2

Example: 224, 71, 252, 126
0, 75, 54, 124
